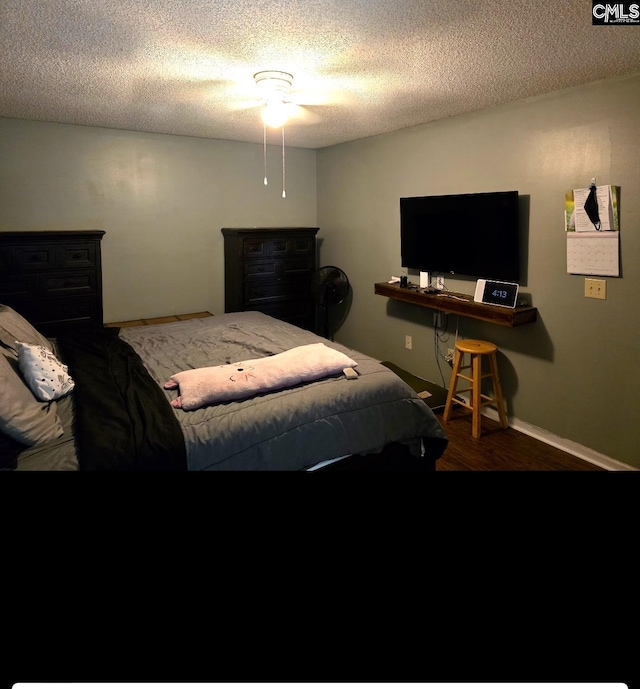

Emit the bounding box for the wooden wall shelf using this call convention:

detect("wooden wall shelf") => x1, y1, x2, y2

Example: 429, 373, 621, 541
375, 282, 537, 327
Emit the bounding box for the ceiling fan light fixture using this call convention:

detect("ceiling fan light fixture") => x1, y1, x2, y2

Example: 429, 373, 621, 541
261, 100, 289, 128
254, 70, 294, 127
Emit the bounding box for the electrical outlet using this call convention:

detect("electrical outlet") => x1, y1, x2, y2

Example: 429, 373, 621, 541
446, 348, 455, 365
585, 278, 606, 300
436, 275, 445, 290
405, 335, 412, 350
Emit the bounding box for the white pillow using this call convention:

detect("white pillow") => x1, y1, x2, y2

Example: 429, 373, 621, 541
16, 341, 75, 402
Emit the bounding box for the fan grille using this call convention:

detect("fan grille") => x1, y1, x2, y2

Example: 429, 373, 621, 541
312, 266, 349, 339
314, 266, 349, 306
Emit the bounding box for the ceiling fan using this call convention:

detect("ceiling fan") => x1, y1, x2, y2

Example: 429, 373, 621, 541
230, 69, 356, 196
230, 67, 362, 127
238, 69, 322, 197
229, 69, 325, 129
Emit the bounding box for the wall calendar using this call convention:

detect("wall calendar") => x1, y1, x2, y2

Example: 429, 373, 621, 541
566, 230, 619, 276
565, 183, 620, 276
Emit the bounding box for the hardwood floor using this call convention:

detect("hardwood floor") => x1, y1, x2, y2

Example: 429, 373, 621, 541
435, 408, 607, 470
379, 361, 608, 470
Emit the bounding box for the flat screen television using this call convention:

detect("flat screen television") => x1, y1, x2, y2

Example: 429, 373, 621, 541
400, 190, 520, 283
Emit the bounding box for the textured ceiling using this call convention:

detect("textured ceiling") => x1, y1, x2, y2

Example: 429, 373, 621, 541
1, 0, 640, 149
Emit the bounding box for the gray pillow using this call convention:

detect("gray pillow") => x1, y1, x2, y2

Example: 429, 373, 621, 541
0, 304, 52, 356
0, 352, 64, 446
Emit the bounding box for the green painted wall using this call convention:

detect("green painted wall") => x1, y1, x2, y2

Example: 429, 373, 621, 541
0, 119, 317, 322
317, 73, 640, 467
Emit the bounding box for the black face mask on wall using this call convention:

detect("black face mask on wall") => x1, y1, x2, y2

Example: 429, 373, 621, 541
584, 182, 602, 230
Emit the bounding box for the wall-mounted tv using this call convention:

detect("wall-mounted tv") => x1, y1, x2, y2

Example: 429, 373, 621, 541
400, 190, 521, 283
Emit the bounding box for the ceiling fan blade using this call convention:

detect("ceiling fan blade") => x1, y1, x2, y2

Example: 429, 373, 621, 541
227, 98, 263, 112
285, 103, 322, 125
230, 102, 322, 125
290, 87, 356, 108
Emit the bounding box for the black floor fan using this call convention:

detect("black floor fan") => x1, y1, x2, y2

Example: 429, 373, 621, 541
312, 266, 350, 339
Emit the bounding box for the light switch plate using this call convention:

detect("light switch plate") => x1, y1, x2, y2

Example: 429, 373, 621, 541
585, 278, 606, 299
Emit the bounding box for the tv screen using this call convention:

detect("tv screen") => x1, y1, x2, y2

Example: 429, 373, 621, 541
400, 190, 520, 283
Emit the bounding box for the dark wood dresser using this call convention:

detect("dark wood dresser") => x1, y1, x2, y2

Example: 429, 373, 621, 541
222, 227, 319, 332
0, 230, 105, 336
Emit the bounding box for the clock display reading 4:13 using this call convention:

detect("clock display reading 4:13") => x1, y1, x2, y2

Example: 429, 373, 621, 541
476, 279, 519, 307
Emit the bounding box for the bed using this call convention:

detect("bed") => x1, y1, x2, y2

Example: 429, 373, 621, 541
1, 304, 448, 471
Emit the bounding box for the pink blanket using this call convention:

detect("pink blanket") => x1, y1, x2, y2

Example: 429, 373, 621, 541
164, 342, 358, 410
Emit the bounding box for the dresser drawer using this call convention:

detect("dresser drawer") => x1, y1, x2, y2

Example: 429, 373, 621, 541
244, 260, 278, 280
280, 257, 314, 276
242, 239, 270, 259
0, 271, 96, 298
242, 236, 315, 259
59, 242, 97, 268
244, 280, 310, 306
244, 257, 314, 282
10, 240, 97, 271
41, 271, 97, 297
0, 273, 39, 299
25, 297, 97, 326
268, 237, 315, 256
14, 243, 57, 271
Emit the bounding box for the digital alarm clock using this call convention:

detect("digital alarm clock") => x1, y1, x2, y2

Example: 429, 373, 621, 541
474, 279, 519, 308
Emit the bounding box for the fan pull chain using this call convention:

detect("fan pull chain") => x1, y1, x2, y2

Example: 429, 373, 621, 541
281, 125, 286, 198
263, 121, 268, 186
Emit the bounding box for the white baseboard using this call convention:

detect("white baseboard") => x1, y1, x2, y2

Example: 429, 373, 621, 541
481, 408, 637, 471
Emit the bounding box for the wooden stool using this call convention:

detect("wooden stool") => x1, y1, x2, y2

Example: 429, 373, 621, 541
443, 339, 508, 438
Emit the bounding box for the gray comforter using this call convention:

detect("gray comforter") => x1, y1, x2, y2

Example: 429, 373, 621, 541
119, 311, 448, 470
14, 311, 448, 470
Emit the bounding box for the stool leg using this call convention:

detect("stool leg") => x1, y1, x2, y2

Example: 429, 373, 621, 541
489, 351, 508, 428
443, 349, 462, 422
471, 353, 482, 438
